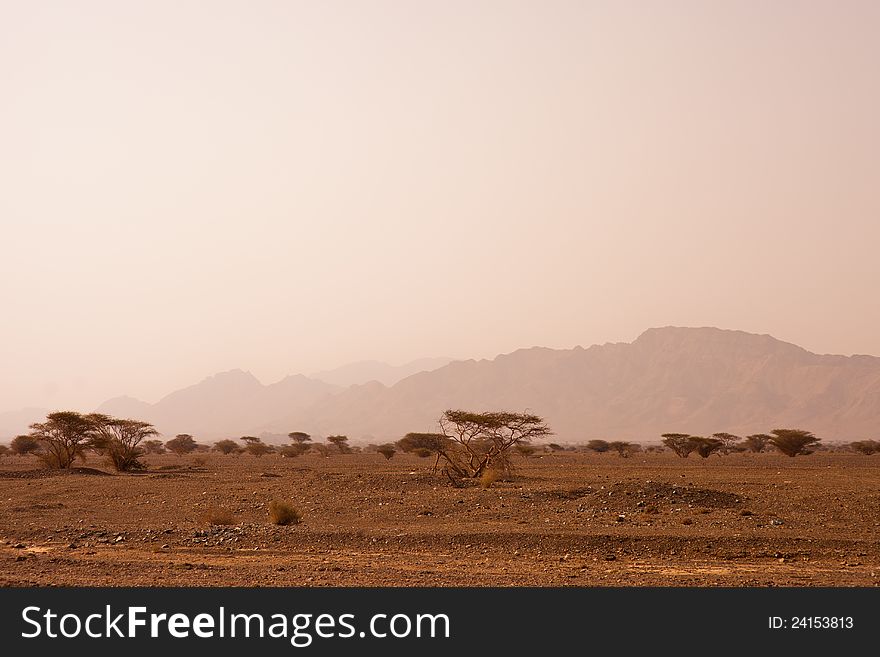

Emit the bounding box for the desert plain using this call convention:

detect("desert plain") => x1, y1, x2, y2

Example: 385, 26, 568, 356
1, 450, 878, 587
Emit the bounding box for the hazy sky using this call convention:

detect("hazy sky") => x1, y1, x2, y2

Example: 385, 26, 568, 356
1, 1, 879, 412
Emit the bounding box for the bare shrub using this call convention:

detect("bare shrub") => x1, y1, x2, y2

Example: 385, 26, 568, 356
268, 500, 302, 525
205, 509, 236, 525
768, 429, 820, 457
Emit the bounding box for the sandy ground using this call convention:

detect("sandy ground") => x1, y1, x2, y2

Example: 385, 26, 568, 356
1, 450, 878, 586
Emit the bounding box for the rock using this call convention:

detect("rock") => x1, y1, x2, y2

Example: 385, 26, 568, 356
770, 519, 784, 526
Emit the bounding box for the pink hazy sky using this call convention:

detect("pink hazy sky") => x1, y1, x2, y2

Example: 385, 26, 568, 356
1, 1, 879, 412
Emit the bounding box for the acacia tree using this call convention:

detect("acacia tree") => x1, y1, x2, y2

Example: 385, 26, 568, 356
87, 413, 158, 471
288, 432, 311, 445
768, 429, 820, 457
214, 439, 242, 455
396, 433, 452, 472
609, 441, 641, 458
690, 436, 724, 458
10, 435, 40, 456
142, 439, 166, 455
743, 434, 771, 453
585, 439, 611, 453
240, 436, 274, 457
326, 435, 351, 454
165, 434, 197, 456
712, 432, 741, 454
28, 411, 96, 469
661, 433, 697, 458
434, 409, 552, 479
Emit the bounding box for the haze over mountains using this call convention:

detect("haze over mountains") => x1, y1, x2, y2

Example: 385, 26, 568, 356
3, 327, 880, 442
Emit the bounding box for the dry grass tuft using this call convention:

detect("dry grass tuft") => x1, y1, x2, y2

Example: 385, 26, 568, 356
205, 508, 236, 526
479, 469, 500, 489
268, 500, 302, 526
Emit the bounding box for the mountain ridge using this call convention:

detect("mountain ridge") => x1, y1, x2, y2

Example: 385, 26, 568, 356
3, 327, 879, 441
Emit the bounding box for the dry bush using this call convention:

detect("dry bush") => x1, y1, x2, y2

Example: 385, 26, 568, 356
515, 444, 537, 458
205, 508, 236, 526
245, 441, 275, 457
166, 434, 197, 456
311, 443, 331, 458
278, 444, 308, 458
849, 440, 879, 455
743, 434, 770, 453
479, 469, 500, 489
609, 441, 641, 458
268, 500, 302, 526
192, 456, 208, 467
376, 444, 396, 460
585, 439, 611, 453
142, 439, 166, 455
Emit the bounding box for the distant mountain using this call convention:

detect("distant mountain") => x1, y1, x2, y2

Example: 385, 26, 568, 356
0, 407, 49, 440
310, 357, 452, 387
269, 327, 880, 442
95, 370, 339, 439
73, 327, 880, 443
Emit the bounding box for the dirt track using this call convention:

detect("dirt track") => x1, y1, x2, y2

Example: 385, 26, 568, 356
1, 451, 878, 586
